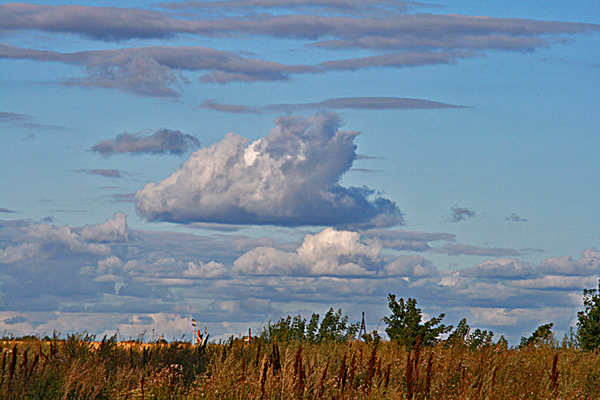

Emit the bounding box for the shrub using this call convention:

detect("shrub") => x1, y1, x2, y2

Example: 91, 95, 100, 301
578, 279, 600, 350
383, 293, 451, 348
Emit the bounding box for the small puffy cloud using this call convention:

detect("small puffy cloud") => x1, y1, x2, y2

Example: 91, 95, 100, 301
91, 129, 200, 156
200, 96, 466, 114
0, 243, 40, 264
0, 214, 129, 264
136, 112, 402, 227
81, 212, 129, 243
234, 228, 382, 276
28, 223, 110, 256
447, 206, 476, 223
538, 248, 600, 276
183, 261, 228, 278
384, 254, 436, 277
506, 213, 528, 222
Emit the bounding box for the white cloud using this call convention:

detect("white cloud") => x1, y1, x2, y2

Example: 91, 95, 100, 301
136, 112, 401, 227
183, 261, 228, 278
3, 212, 600, 343
384, 254, 436, 277
460, 258, 534, 279
28, 223, 110, 256
81, 212, 129, 243
539, 248, 600, 276
0, 243, 40, 264
234, 228, 382, 276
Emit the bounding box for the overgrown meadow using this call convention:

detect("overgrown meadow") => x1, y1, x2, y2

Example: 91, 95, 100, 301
3, 287, 600, 399
2, 332, 600, 400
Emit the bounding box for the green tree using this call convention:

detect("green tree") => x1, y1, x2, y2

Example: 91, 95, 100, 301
519, 323, 554, 348
383, 294, 451, 348
262, 309, 359, 343
446, 318, 494, 350
578, 279, 600, 350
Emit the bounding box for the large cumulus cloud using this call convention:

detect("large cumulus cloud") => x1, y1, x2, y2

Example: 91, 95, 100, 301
234, 228, 385, 276
136, 112, 402, 227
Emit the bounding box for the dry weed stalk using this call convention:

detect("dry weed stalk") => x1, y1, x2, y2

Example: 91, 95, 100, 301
364, 345, 377, 394
550, 352, 560, 397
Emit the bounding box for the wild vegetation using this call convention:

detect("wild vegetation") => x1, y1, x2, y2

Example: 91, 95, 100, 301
2, 282, 600, 399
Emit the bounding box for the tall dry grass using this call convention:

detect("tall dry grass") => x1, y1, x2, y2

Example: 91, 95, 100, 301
1, 334, 600, 399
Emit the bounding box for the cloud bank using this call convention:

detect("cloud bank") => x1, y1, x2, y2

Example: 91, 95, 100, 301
136, 112, 402, 227
1, 215, 597, 342
1, 3, 597, 45
1, 3, 597, 97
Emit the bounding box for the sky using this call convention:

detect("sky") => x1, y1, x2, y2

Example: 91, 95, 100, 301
0, 0, 599, 344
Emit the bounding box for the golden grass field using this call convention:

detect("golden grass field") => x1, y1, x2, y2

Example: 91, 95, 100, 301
1, 333, 600, 399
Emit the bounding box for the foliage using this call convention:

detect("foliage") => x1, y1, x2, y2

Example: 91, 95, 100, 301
383, 293, 451, 348
562, 326, 580, 349
519, 323, 555, 348
446, 318, 495, 350
261, 308, 359, 343
578, 279, 600, 350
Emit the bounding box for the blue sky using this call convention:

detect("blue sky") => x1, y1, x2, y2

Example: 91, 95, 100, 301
0, 0, 599, 343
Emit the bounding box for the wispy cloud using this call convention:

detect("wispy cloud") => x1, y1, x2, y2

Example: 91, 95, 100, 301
158, 0, 436, 16
0, 208, 17, 214
0, 111, 29, 123
1, 3, 596, 45
0, 110, 65, 131
91, 129, 200, 156
1, 3, 597, 97
200, 96, 467, 114
73, 169, 124, 178
0, 44, 315, 97
361, 228, 455, 252
136, 112, 402, 227
431, 243, 521, 257
319, 50, 476, 71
